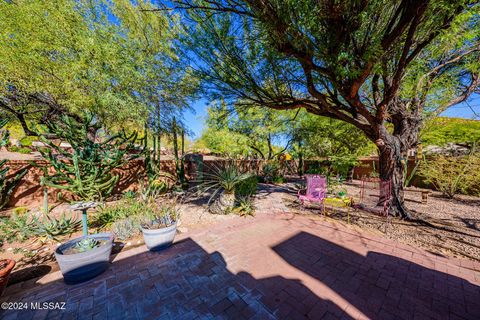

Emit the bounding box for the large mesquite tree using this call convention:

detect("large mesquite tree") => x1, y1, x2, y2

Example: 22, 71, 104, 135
171, 0, 480, 218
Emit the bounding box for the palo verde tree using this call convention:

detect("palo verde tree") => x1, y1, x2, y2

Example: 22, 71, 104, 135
0, 0, 194, 135
201, 100, 298, 159
170, 0, 480, 218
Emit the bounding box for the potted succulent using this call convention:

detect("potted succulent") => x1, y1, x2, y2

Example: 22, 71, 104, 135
54, 202, 114, 284
141, 205, 178, 251
0, 259, 16, 297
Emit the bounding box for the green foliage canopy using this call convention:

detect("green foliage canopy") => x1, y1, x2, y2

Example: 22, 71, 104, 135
0, 0, 196, 133
421, 117, 480, 146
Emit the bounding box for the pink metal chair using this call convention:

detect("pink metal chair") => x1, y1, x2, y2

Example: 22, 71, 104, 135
298, 174, 327, 205
359, 176, 392, 217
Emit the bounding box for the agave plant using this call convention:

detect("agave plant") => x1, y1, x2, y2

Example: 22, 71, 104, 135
36, 213, 82, 241
198, 163, 253, 213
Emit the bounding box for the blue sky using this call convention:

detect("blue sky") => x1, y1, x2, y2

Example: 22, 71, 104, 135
184, 95, 480, 139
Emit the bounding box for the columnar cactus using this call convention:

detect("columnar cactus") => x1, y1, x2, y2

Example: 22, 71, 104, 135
0, 118, 28, 209
37, 114, 140, 201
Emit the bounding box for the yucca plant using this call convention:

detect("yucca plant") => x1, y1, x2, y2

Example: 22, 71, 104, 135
198, 163, 253, 213
36, 113, 140, 201
0, 118, 28, 209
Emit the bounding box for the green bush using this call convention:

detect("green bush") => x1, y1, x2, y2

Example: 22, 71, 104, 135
8, 146, 32, 154
0, 213, 39, 242
112, 218, 141, 240
272, 176, 286, 184
235, 175, 258, 198
19, 136, 36, 147
233, 196, 255, 217
93, 198, 177, 230
418, 153, 480, 198
261, 161, 287, 184
93, 199, 156, 228
261, 161, 281, 183
13, 206, 29, 215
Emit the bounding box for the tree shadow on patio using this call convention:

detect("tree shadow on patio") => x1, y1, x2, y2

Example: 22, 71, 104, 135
1, 237, 349, 319
272, 231, 480, 320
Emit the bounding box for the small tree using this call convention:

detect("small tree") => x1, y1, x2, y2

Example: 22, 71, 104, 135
38, 114, 139, 201
174, 0, 480, 218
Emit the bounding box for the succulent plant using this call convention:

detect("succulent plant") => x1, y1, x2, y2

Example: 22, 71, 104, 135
36, 113, 140, 201
0, 118, 28, 209
112, 218, 140, 240
141, 204, 178, 229
75, 237, 99, 252
36, 213, 81, 241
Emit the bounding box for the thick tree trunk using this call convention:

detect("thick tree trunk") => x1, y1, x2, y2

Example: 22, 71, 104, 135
376, 135, 411, 219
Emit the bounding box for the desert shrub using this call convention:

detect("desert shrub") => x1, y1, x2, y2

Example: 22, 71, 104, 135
122, 190, 137, 200
112, 203, 178, 239
8, 146, 32, 154
139, 178, 170, 201
112, 218, 140, 240
13, 206, 29, 215
261, 161, 284, 184
200, 163, 252, 201
93, 199, 157, 228
142, 205, 178, 229
233, 196, 255, 217
418, 153, 480, 198
198, 163, 254, 214
19, 136, 36, 147
272, 176, 286, 184
36, 213, 81, 241
93, 198, 178, 231
235, 175, 258, 198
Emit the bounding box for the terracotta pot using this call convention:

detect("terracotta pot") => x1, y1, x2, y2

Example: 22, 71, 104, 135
0, 259, 16, 297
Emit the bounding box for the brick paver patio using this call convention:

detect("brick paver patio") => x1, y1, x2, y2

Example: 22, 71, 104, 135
1, 209, 479, 319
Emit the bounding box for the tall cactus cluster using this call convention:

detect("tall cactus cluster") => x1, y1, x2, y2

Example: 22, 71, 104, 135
0, 118, 28, 209
38, 114, 140, 201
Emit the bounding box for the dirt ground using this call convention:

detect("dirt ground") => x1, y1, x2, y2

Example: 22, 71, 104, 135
281, 180, 480, 262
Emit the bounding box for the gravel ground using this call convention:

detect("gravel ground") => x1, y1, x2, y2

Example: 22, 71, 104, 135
281, 180, 480, 262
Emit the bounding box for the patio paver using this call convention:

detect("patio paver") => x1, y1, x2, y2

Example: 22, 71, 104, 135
1, 210, 479, 320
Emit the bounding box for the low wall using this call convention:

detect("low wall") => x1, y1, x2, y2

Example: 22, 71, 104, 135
3, 156, 428, 209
